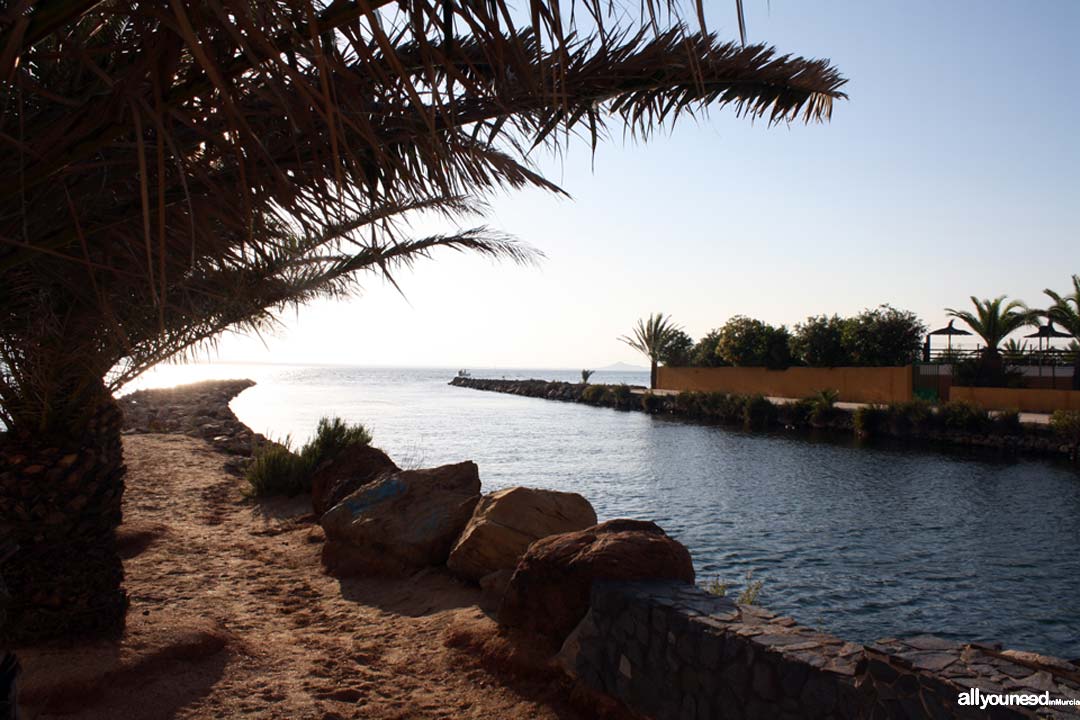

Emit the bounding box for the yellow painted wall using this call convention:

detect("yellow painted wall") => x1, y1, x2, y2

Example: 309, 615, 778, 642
948, 387, 1080, 413
656, 366, 913, 404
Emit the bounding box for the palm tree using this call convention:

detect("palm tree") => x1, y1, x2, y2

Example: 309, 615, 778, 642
1039, 275, 1080, 389
946, 296, 1033, 383
620, 314, 683, 389
0, 3, 846, 641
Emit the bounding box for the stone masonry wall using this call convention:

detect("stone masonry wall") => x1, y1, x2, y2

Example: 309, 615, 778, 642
560, 580, 1080, 720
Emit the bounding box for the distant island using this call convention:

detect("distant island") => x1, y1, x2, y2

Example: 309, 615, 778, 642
596, 362, 649, 372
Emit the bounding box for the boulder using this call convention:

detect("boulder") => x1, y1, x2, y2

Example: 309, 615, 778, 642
478, 568, 514, 611
498, 519, 695, 642
320, 461, 481, 573
447, 487, 597, 581
311, 444, 399, 516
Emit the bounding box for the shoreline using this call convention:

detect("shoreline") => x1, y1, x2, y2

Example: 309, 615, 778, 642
449, 376, 1077, 461
64, 378, 1078, 719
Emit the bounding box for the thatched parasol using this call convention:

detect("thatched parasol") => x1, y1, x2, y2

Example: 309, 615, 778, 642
928, 319, 972, 354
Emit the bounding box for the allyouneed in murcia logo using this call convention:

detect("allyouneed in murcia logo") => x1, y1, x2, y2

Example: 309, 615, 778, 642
957, 688, 1080, 710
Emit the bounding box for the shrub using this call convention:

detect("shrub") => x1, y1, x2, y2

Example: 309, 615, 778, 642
1050, 410, 1080, 455
302, 416, 372, 470
887, 399, 934, 436
697, 391, 730, 421
854, 405, 889, 437
607, 384, 634, 409
743, 395, 776, 430
641, 392, 664, 414
581, 385, 606, 404
938, 401, 991, 434
808, 388, 841, 427
993, 409, 1021, 436
777, 398, 813, 428
718, 393, 748, 424
674, 390, 703, 417
247, 416, 372, 497
246, 440, 309, 497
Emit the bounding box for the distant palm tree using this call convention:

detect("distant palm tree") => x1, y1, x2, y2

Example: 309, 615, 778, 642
1001, 339, 1031, 362
1039, 275, 1080, 389
619, 314, 682, 389
581, 369, 595, 384
947, 296, 1033, 383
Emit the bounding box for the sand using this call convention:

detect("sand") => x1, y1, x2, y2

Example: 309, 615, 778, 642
16, 434, 596, 719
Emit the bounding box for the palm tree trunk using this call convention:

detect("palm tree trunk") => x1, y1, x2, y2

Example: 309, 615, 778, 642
0, 383, 127, 643
650, 360, 658, 390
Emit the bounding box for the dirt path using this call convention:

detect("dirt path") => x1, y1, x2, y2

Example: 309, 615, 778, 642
18, 434, 585, 719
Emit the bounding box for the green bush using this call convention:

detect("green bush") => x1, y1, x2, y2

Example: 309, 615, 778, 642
743, 395, 776, 430
777, 398, 813, 428
581, 385, 606, 404
717, 393, 746, 423
854, 405, 889, 437
1050, 410, 1080, 448
938, 401, 991, 434
607, 384, 634, 409
302, 416, 372, 470
246, 440, 309, 497
887, 399, 934, 436
993, 409, 1021, 436
246, 416, 372, 497
696, 391, 728, 421
808, 388, 840, 427
674, 390, 703, 417
641, 392, 663, 414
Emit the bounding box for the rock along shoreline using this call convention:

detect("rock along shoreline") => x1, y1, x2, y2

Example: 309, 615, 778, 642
449, 376, 1077, 460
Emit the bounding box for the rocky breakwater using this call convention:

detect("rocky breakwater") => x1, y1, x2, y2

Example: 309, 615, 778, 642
450, 376, 592, 403
450, 376, 1075, 459
119, 379, 271, 474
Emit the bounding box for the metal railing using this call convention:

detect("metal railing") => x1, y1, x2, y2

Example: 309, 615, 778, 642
921, 348, 1079, 366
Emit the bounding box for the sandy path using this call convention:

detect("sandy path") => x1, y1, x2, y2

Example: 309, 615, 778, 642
18, 434, 585, 720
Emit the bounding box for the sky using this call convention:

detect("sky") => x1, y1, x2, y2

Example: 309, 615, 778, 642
207, 0, 1079, 370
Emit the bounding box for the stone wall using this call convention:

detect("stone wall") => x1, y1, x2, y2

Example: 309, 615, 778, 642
559, 580, 1080, 719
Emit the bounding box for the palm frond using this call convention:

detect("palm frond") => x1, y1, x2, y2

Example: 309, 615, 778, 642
0, 1, 846, 434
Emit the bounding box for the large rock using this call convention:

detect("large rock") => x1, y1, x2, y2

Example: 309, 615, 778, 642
498, 519, 695, 642
320, 461, 481, 573
311, 443, 399, 515
447, 487, 597, 581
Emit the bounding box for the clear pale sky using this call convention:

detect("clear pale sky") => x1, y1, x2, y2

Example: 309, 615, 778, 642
209, 0, 1079, 369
